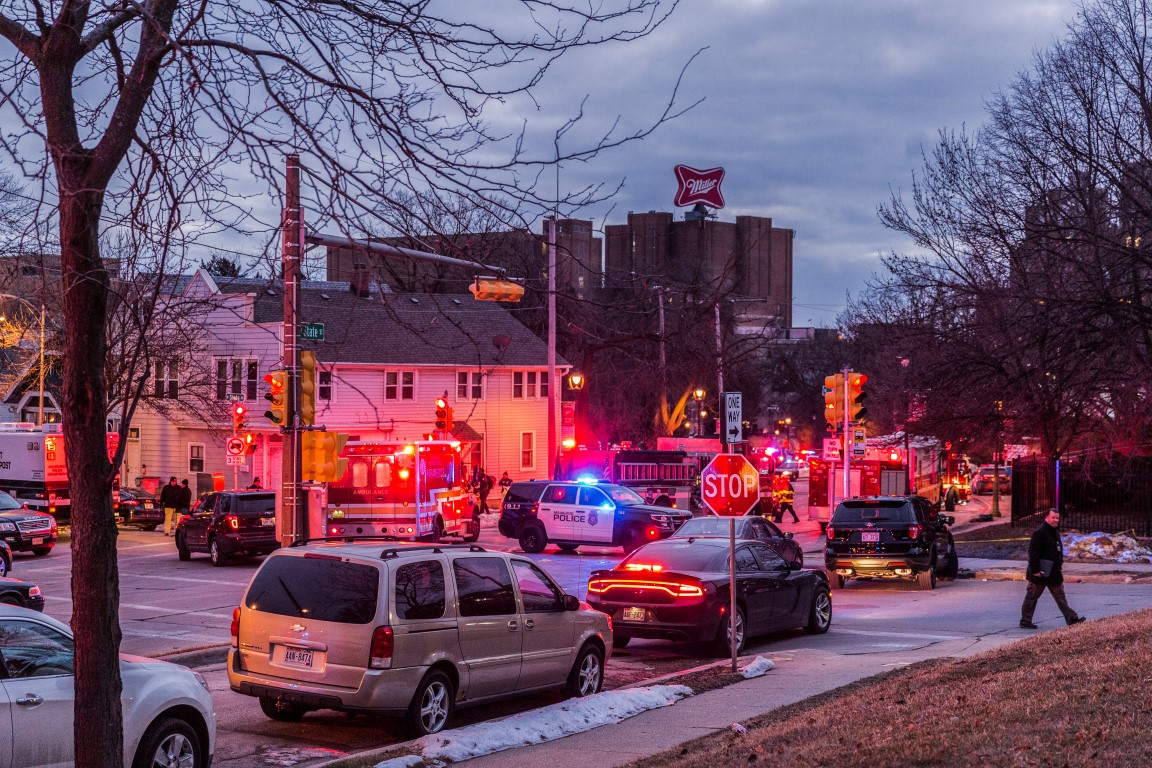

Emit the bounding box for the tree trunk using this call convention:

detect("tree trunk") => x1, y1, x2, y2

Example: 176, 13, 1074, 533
59, 182, 123, 768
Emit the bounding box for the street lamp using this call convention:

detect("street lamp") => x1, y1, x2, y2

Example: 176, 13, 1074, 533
0, 295, 47, 427
692, 387, 706, 437
566, 371, 585, 447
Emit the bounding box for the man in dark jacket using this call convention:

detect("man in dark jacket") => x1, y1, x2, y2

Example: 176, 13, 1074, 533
1020, 509, 1086, 629
159, 477, 180, 537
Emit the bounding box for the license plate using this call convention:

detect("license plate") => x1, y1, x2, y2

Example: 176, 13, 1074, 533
261, 517, 276, 527
861, 531, 880, 542
622, 607, 646, 622
283, 647, 313, 667
31, 537, 43, 545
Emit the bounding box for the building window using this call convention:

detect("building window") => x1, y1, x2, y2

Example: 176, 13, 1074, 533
154, 360, 179, 399
520, 432, 535, 470
215, 359, 258, 401
513, 371, 548, 399
457, 371, 483, 401
385, 371, 415, 401
128, 427, 140, 441
319, 370, 332, 401
189, 443, 205, 473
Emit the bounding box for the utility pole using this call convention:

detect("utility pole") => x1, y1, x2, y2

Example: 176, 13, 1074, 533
547, 216, 557, 479
657, 286, 667, 420
714, 302, 724, 408
842, 366, 851, 500
280, 155, 302, 545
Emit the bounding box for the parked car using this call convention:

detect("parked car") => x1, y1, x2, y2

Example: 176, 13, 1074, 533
0, 605, 216, 767
669, 514, 803, 567
972, 465, 1012, 494
587, 536, 831, 656
0, 577, 44, 611
824, 496, 958, 590
498, 480, 690, 554
175, 490, 279, 566
0, 490, 57, 557
116, 487, 164, 530
228, 541, 611, 736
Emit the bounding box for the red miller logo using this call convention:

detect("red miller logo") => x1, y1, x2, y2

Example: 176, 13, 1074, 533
673, 165, 726, 209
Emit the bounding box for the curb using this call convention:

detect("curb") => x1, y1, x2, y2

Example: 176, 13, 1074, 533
156, 644, 230, 669
964, 568, 1152, 584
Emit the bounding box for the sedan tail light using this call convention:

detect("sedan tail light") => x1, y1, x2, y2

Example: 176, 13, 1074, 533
587, 577, 705, 599
369, 626, 394, 669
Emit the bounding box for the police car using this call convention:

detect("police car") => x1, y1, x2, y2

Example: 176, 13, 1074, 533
497, 480, 691, 554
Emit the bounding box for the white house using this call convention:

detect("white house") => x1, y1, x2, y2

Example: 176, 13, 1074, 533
126, 269, 566, 496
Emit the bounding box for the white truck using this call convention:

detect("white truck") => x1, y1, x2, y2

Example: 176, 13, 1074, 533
0, 423, 119, 522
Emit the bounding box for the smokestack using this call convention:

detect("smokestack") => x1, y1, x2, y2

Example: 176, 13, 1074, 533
350, 263, 370, 297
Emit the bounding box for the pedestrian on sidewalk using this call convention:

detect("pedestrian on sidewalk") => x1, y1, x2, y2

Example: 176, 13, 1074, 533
478, 469, 494, 515
159, 476, 180, 536
1020, 509, 1086, 629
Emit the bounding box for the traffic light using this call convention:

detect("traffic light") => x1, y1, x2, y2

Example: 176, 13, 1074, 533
303, 432, 350, 482
434, 397, 453, 431
231, 403, 247, 433
469, 277, 525, 302
299, 351, 317, 426
264, 371, 287, 425
847, 371, 868, 422
244, 432, 256, 456
823, 374, 844, 426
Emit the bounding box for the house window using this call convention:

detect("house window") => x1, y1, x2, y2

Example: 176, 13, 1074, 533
520, 432, 535, 470
319, 370, 332, 401
385, 371, 415, 401
513, 371, 549, 399
154, 360, 179, 399
189, 443, 205, 473
457, 371, 483, 400
215, 359, 259, 400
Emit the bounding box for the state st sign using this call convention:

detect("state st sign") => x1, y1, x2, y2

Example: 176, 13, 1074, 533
700, 454, 759, 517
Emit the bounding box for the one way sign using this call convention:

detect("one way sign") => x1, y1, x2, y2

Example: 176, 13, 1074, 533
724, 392, 742, 445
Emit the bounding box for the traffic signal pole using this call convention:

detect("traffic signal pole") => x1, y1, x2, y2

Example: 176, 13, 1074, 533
842, 366, 851, 500
281, 154, 303, 546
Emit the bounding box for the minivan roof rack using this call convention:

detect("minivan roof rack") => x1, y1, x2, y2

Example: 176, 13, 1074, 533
379, 544, 487, 559
288, 535, 406, 548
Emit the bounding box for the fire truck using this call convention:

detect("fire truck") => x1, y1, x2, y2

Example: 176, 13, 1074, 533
555, 447, 700, 510
324, 440, 478, 541
0, 424, 122, 523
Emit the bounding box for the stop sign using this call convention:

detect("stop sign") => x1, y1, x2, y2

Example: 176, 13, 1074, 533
700, 454, 760, 516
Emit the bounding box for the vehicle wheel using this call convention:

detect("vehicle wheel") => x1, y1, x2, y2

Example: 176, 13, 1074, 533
556, 543, 579, 553
209, 538, 229, 567
462, 513, 481, 543
804, 588, 832, 634
940, 545, 959, 579
518, 524, 547, 554
176, 534, 191, 562
259, 695, 308, 723
131, 716, 202, 768
0, 594, 22, 606
428, 517, 444, 544
612, 634, 631, 649
826, 568, 844, 589
566, 643, 604, 697
917, 565, 937, 590
405, 670, 454, 737
711, 605, 746, 657
0, 555, 10, 577
32, 547, 52, 557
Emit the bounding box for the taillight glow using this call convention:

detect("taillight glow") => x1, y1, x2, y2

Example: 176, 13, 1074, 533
369, 626, 394, 669
226, 515, 239, 530
230, 607, 240, 647
908, 524, 922, 539
398, 469, 411, 480
646, 527, 659, 539
587, 578, 704, 598
826, 525, 835, 539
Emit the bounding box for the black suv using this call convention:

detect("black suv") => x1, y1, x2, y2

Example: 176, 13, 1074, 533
824, 496, 957, 590
0, 490, 57, 557
498, 480, 690, 554
175, 490, 279, 566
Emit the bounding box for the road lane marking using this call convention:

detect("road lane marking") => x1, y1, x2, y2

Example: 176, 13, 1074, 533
832, 628, 960, 641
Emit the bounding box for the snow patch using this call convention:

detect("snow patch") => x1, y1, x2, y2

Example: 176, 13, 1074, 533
1064, 532, 1152, 563
741, 655, 775, 678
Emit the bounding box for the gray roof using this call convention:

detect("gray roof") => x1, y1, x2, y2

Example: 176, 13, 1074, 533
246, 282, 558, 368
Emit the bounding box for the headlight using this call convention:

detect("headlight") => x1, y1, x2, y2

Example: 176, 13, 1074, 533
192, 671, 209, 692
0, 523, 15, 532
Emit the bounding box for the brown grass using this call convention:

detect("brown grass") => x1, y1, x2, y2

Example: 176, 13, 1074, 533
629, 609, 1152, 768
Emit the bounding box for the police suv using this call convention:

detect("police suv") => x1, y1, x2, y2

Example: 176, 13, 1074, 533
498, 480, 690, 554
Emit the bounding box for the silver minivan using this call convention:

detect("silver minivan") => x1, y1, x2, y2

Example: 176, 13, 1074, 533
228, 541, 611, 735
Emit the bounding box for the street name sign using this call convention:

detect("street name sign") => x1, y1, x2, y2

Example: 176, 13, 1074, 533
300, 323, 325, 341
700, 453, 759, 517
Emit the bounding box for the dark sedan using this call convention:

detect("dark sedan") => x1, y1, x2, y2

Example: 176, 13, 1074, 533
587, 537, 831, 656
116, 488, 164, 530
0, 490, 57, 557
0, 576, 44, 611
670, 514, 803, 567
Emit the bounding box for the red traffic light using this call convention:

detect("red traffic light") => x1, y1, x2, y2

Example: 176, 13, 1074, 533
233, 404, 246, 416
435, 397, 447, 409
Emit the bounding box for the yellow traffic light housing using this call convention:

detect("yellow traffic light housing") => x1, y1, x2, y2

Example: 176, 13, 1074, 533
434, 397, 453, 431
823, 374, 844, 426
847, 371, 868, 422
300, 350, 317, 426
264, 371, 287, 425
302, 431, 350, 482
469, 278, 524, 302
232, 403, 247, 433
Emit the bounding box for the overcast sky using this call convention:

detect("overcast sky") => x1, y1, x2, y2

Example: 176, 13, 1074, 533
498, 0, 1081, 328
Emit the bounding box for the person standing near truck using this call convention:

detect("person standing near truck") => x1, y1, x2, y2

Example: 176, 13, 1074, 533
159, 477, 180, 536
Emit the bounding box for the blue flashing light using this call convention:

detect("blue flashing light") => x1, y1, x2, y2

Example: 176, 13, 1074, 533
577, 475, 599, 484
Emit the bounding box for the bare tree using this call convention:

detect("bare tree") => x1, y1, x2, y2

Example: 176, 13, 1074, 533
0, 1, 690, 764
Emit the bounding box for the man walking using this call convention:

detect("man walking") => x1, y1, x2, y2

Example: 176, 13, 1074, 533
1020, 508, 1086, 629
477, 469, 494, 515
159, 476, 180, 536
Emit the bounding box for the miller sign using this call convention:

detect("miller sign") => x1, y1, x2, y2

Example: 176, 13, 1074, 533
674, 165, 726, 209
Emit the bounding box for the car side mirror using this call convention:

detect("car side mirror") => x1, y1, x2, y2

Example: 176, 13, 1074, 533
563, 594, 580, 611
783, 532, 794, 540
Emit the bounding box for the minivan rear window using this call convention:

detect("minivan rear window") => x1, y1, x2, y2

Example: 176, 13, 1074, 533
233, 494, 276, 515
832, 501, 916, 524
504, 483, 546, 505
246, 555, 380, 623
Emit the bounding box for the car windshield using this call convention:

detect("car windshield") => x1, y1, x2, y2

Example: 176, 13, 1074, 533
603, 486, 647, 505
673, 517, 756, 537
618, 540, 728, 572
832, 500, 916, 524
0, 492, 21, 511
